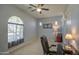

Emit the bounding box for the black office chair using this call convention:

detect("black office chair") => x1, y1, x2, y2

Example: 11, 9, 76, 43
40, 36, 57, 55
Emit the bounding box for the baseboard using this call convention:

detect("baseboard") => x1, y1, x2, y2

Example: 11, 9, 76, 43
0, 52, 9, 55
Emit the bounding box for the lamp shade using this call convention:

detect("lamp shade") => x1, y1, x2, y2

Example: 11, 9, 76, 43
65, 34, 73, 40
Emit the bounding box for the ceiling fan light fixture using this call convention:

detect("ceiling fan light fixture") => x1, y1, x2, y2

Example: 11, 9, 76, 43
36, 8, 42, 12
55, 21, 58, 25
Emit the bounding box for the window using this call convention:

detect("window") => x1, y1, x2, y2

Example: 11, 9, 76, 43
8, 16, 24, 48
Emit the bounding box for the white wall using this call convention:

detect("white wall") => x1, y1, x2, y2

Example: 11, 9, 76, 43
37, 16, 63, 44
0, 5, 37, 53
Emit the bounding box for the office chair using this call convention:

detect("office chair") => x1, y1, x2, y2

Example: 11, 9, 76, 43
40, 36, 57, 55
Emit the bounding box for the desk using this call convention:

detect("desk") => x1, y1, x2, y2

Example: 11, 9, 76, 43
63, 45, 74, 55
63, 49, 73, 55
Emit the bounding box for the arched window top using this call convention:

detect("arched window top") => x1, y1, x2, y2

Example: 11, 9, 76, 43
8, 16, 23, 24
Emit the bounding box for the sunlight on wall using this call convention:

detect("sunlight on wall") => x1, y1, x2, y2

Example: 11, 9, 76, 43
71, 27, 77, 39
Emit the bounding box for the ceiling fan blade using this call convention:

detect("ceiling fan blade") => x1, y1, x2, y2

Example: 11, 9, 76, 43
41, 8, 49, 11
28, 7, 32, 8
31, 9, 36, 12
38, 4, 44, 7
40, 11, 42, 14
29, 4, 36, 8
37, 4, 40, 7
40, 4, 44, 7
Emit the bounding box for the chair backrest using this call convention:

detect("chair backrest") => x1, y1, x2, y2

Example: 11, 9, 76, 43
40, 36, 49, 54
57, 43, 63, 54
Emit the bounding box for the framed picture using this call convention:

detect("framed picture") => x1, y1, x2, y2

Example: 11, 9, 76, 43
43, 23, 52, 29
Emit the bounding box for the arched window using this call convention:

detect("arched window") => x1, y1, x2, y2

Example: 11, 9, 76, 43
8, 16, 24, 48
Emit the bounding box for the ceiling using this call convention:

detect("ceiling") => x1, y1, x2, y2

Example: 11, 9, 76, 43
16, 4, 68, 19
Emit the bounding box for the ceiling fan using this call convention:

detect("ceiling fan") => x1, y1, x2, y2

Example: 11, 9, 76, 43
28, 4, 49, 14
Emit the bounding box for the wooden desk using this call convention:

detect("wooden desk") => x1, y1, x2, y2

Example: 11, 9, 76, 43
63, 45, 74, 55
63, 49, 73, 55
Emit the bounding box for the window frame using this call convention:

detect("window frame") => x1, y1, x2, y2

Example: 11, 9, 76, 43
8, 16, 24, 48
